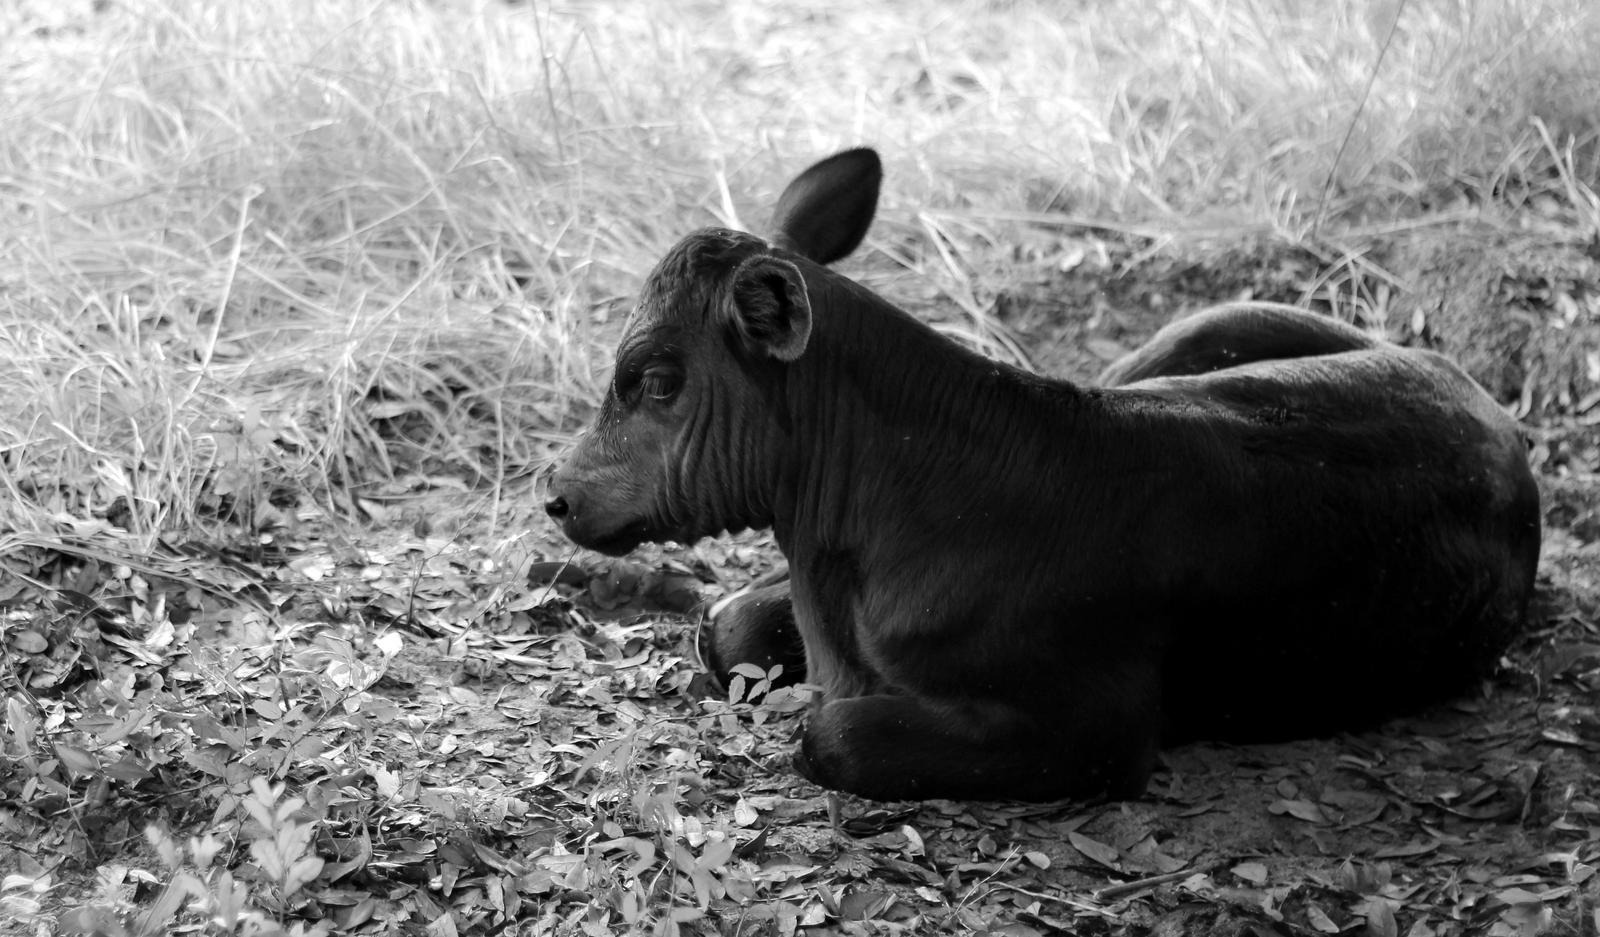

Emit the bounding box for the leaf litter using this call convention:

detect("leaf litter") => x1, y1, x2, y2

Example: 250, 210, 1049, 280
3, 476, 1597, 936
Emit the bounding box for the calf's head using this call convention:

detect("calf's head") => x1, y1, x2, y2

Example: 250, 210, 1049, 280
545, 233, 812, 553
545, 148, 882, 555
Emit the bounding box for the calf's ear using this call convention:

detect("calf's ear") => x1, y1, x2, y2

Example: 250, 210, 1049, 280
728, 256, 812, 362
770, 148, 881, 265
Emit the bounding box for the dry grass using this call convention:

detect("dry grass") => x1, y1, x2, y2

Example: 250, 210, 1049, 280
1, 0, 1597, 549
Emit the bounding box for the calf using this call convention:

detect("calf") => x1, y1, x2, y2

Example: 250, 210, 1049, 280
546, 149, 1541, 802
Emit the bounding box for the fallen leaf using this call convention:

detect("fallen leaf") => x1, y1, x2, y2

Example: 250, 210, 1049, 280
839, 889, 895, 922
1367, 899, 1398, 937
1068, 832, 1122, 871
10, 631, 47, 654
1269, 798, 1329, 824
55, 745, 100, 776
1307, 902, 1340, 934
899, 824, 925, 857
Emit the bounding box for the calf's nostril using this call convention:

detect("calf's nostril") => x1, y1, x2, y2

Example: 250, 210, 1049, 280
545, 495, 569, 519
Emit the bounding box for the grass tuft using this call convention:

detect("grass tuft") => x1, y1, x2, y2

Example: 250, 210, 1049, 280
2, 0, 1596, 547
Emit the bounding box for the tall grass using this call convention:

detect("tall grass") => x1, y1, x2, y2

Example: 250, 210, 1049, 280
1, 0, 1595, 550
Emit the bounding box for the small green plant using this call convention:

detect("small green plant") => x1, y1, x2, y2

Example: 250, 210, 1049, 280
697, 662, 809, 758
55, 780, 332, 937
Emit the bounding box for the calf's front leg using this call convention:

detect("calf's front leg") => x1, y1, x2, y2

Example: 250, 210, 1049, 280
703, 579, 805, 687
795, 671, 1161, 802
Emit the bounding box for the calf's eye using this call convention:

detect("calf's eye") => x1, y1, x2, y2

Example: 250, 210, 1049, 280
641, 370, 682, 402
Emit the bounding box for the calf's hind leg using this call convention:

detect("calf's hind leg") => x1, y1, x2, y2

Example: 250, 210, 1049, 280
1099, 304, 1375, 385
796, 669, 1161, 802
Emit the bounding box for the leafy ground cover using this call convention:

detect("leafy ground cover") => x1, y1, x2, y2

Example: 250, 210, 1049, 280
3, 0, 1599, 934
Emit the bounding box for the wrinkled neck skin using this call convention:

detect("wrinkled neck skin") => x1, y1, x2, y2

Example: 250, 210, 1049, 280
765, 264, 1088, 570
669, 348, 791, 542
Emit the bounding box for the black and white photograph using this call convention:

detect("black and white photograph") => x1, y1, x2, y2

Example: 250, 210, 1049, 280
2, 1, 1597, 934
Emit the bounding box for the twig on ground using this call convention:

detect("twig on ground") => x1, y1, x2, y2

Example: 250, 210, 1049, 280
1093, 868, 1196, 902
980, 882, 1120, 919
